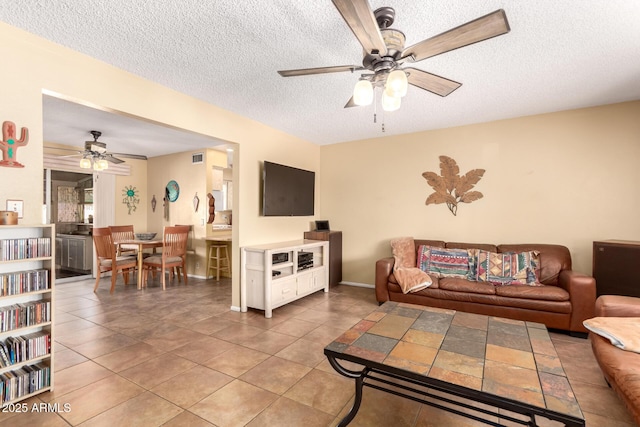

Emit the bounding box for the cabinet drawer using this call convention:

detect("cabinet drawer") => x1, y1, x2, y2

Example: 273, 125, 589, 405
272, 277, 297, 303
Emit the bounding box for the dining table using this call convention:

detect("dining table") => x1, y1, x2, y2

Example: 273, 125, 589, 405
119, 239, 164, 289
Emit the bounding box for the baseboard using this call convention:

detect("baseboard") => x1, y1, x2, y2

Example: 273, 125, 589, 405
230, 305, 241, 312
339, 281, 374, 289
187, 273, 231, 280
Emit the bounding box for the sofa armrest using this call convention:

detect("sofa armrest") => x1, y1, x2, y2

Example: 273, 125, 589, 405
558, 270, 596, 333
375, 257, 395, 303
595, 295, 640, 317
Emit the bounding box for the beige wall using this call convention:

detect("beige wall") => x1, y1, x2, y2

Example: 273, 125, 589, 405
146, 150, 208, 277
6, 20, 635, 301
0, 23, 321, 308
114, 158, 148, 231
320, 101, 640, 285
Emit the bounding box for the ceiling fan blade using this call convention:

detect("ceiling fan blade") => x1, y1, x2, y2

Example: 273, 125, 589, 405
332, 0, 388, 56
45, 146, 82, 153
344, 96, 359, 108
401, 9, 510, 62
111, 152, 148, 161
104, 155, 125, 164
406, 68, 462, 97
278, 65, 364, 77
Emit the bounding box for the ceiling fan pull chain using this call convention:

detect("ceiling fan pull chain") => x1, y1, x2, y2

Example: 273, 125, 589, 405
373, 87, 378, 123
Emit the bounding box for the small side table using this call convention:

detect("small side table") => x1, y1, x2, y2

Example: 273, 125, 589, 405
304, 230, 342, 287
593, 240, 640, 297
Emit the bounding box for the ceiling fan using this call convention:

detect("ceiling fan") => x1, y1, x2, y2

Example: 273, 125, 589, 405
50, 130, 147, 171
278, 0, 510, 111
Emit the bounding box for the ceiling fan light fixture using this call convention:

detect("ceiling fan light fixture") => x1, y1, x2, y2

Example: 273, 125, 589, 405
385, 69, 408, 98
382, 90, 401, 112
353, 79, 373, 106
98, 159, 109, 170
93, 161, 102, 171
80, 157, 92, 169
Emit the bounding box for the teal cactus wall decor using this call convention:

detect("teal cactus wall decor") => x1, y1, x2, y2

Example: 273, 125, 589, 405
1, 121, 29, 168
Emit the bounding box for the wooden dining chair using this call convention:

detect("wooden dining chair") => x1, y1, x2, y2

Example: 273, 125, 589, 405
142, 225, 190, 290
109, 225, 137, 256
92, 227, 138, 293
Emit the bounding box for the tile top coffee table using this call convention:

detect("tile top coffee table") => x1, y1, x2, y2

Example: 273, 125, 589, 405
325, 301, 584, 427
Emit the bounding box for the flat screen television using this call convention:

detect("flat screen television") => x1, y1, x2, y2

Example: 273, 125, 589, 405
262, 161, 315, 216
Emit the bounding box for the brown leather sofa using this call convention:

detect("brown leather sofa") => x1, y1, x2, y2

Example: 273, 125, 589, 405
375, 239, 596, 333
590, 295, 640, 424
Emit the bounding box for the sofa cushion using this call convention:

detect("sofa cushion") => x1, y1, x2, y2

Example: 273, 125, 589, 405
390, 272, 439, 289
438, 277, 496, 295
415, 239, 446, 249
470, 250, 540, 285
494, 284, 569, 302
392, 285, 571, 314
446, 242, 497, 252
417, 246, 471, 278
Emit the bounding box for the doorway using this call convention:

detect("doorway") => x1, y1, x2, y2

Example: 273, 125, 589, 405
44, 169, 94, 282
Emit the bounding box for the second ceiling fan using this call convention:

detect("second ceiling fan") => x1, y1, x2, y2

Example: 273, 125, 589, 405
278, 0, 510, 111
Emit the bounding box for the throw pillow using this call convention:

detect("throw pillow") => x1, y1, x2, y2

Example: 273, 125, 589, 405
417, 245, 471, 278
469, 249, 540, 286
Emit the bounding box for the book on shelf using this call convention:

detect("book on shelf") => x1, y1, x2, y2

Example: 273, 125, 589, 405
0, 362, 50, 403
0, 237, 51, 261
0, 269, 50, 296
0, 331, 50, 366
0, 301, 51, 332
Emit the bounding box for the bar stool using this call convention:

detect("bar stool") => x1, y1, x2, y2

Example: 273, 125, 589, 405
208, 244, 230, 281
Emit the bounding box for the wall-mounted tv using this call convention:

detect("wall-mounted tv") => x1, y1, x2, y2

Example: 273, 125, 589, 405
262, 161, 315, 216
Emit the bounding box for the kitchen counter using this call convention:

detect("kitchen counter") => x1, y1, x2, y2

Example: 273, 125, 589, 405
212, 224, 232, 230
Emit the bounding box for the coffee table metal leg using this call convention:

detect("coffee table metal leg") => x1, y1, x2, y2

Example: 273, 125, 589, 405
327, 355, 368, 426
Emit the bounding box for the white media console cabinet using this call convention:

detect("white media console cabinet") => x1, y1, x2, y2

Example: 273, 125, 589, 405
241, 240, 329, 318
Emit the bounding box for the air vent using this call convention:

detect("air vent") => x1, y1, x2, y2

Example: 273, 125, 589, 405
192, 152, 204, 164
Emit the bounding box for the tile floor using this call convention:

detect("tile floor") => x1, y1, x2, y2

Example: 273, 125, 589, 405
1, 275, 635, 426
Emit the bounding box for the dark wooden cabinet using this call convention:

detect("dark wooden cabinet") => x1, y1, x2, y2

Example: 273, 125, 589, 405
304, 230, 342, 287
593, 240, 640, 297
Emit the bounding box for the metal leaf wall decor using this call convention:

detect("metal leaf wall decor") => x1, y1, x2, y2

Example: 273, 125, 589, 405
422, 156, 485, 216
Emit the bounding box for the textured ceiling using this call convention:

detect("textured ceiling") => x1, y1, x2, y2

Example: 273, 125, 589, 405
2, 1, 640, 157
41, 96, 230, 159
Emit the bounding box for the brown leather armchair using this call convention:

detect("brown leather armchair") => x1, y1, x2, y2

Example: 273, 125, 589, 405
590, 295, 640, 425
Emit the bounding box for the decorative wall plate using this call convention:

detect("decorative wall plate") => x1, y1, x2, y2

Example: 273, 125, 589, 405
166, 180, 180, 202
